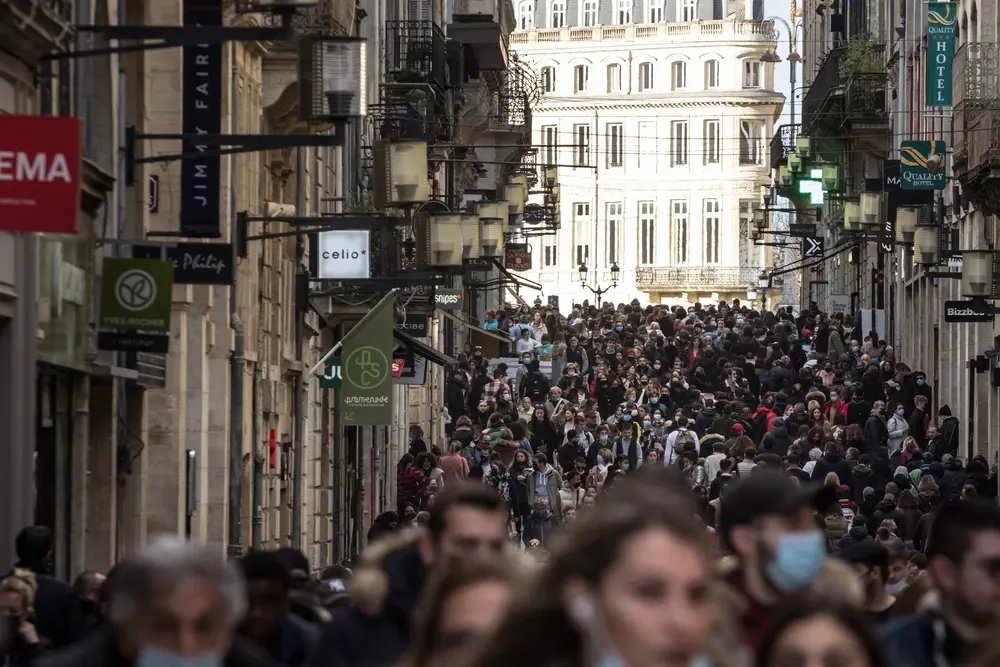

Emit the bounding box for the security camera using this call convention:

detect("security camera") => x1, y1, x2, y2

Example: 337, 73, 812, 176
927, 153, 944, 173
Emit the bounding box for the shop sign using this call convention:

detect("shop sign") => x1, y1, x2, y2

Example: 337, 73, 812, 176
133, 242, 234, 284
435, 288, 464, 311
321, 357, 342, 389
339, 292, 394, 425
0, 115, 82, 234
944, 300, 993, 323
99, 258, 174, 332
504, 244, 532, 271
900, 141, 948, 190
396, 314, 429, 337
315, 229, 371, 279
926, 3, 957, 107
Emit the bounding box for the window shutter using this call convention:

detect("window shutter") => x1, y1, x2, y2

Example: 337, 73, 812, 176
697, 0, 713, 19
664, 0, 676, 21
408, 0, 431, 21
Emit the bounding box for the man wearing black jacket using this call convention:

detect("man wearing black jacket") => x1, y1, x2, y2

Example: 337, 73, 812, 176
12, 526, 82, 648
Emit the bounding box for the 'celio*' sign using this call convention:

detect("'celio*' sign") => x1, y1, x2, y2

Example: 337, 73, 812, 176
0, 115, 82, 234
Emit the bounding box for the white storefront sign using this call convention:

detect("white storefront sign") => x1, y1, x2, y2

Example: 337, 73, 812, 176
316, 229, 371, 279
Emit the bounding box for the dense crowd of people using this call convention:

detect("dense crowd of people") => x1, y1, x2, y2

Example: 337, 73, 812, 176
3, 298, 1000, 667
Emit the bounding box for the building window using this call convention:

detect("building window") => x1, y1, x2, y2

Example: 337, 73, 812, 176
639, 201, 656, 266
518, 0, 534, 28
607, 63, 622, 92
638, 121, 656, 171
703, 119, 720, 165
550, 0, 565, 27
671, 200, 689, 264
647, 0, 664, 22
671, 61, 686, 89
680, 0, 696, 20
739, 200, 753, 269
607, 202, 623, 265
574, 202, 591, 265
541, 125, 558, 165
581, 0, 598, 25
739, 119, 763, 165
543, 239, 559, 267
607, 123, 624, 168
705, 59, 719, 88
541, 66, 555, 92
670, 120, 688, 167
574, 64, 588, 92
573, 123, 590, 166
743, 60, 761, 88
616, 0, 631, 23
704, 199, 720, 264
638, 62, 654, 91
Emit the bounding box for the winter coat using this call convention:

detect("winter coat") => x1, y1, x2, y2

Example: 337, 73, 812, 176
864, 413, 889, 451
886, 414, 909, 454
872, 500, 905, 536
939, 464, 968, 505
761, 423, 792, 459
838, 524, 873, 551
936, 416, 960, 460
825, 515, 850, 548
526, 465, 564, 519
811, 452, 842, 482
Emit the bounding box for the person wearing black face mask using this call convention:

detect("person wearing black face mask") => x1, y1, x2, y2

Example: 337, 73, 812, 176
72, 571, 106, 636
0, 570, 44, 667
846, 389, 871, 428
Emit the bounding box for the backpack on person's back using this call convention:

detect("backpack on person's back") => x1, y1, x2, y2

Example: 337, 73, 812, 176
674, 428, 696, 451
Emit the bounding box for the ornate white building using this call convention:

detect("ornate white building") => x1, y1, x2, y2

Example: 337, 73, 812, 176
510, 9, 784, 306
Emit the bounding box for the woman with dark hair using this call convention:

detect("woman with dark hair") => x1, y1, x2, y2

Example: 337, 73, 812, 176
468, 470, 714, 667
756, 601, 890, 667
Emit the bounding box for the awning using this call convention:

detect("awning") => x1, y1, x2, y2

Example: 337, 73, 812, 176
437, 310, 512, 344
393, 329, 458, 367
492, 257, 543, 291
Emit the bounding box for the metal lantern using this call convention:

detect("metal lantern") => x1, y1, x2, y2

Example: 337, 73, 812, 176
578, 263, 588, 285
751, 228, 761, 242
961, 249, 995, 298
298, 37, 368, 121
543, 166, 558, 188
779, 166, 792, 186
787, 153, 802, 172
821, 165, 840, 191
843, 201, 861, 231
895, 206, 920, 244
428, 213, 463, 267
796, 136, 812, 158
758, 270, 769, 289
373, 140, 430, 207
913, 224, 939, 266
753, 206, 766, 230
747, 287, 758, 301
478, 201, 505, 256
610, 262, 621, 285
860, 192, 881, 227
459, 214, 481, 259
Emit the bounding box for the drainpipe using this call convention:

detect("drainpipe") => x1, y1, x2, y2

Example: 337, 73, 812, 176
226, 41, 245, 560
113, 0, 128, 562
291, 147, 306, 550
251, 365, 262, 549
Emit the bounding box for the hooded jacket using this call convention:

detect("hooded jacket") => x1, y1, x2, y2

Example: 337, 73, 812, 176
811, 451, 842, 482
837, 523, 873, 551
312, 533, 426, 667
850, 464, 874, 505
939, 460, 967, 505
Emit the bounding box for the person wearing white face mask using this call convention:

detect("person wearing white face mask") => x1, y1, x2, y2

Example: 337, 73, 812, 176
886, 403, 909, 455
720, 472, 838, 650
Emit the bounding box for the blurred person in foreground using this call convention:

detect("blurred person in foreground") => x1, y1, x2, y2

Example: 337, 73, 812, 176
37, 537, 275, 667
400, 556, 521, 667
311, 483, 508, 667
468, 468, 716, 667
718, 471, 837, 649
884, 501, 1000, 667
756, 601, 890, 667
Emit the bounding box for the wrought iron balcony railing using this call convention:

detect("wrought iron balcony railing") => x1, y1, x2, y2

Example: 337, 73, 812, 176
954, 43, 1000, 171
800, 47, 844, 131
384, 20, 448, 92
845, 72, 888, 118
770, 123, 799, 168
491, 56, 538, 128
635, 266, 762, 290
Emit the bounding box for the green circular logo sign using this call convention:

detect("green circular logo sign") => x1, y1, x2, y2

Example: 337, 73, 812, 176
115, 269, 158, 312
345, 346, 389, 389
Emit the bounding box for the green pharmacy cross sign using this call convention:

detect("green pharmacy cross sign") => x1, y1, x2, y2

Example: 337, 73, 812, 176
926, 2, 957, 107
900, 140, 948, 190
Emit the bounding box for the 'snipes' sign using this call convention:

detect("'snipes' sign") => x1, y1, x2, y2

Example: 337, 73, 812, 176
435, 288, 464, 310
315, 230, 371, 279
133, 242, 234, 285
0, 115, 81, 234
180, 0, 223, 238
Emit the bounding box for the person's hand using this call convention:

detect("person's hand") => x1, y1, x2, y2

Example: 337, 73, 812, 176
18, 621, 38, 645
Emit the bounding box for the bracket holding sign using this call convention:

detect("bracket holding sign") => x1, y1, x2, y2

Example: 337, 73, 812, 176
803, 237, 825, 257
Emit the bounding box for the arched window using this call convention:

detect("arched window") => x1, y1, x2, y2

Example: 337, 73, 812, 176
647, 0, 664, 22
671, 61, 686, 89
541, 66, 556, 92
607, 63, 623, 92
550, 0, 566, 27
574, 64, 589, 92
518, 0, 534, 29
638, 62, 654, 91
704, 59, 720, 88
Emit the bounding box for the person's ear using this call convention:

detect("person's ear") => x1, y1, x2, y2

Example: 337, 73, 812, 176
928, 555, 957, 592
417, 528, 436, 565
729, 525, 756, 558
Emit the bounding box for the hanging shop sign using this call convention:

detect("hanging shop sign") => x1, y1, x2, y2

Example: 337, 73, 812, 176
944, 300, 993, 323
339, 292, 394, 425
900, 141, 948, 190
395, 354, 428, 386
315, 229, 371, 280
926, 2, 957, 107
0, 115, 82, 234
133, 242, 234, 285
829, 294, 850, 316
97, 257, 174, 353
504, 243, 532, 271
435, 288, 464, 311
321, 357, 342, 389
391, 350, 414, 378
396, 314, 429, 337
180, 0, 223, 238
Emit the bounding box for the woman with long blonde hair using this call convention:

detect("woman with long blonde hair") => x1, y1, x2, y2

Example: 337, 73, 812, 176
0, 569, 43, 667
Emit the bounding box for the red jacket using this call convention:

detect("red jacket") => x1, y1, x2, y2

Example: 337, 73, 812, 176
396, 465, 425, 505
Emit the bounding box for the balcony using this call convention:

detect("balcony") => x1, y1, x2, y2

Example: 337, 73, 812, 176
384, 21, 448, 94
800, 48, 844, 132
843, 72, 889, 135
953, 43, 1000, 215
289, 0, 354, 35
770, 123, 799, 169
450, 0, 516, 72
511, 19, 774, 45
490, 56, 536, 130
801, 43, 888, 143
635, 267, 761, 291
